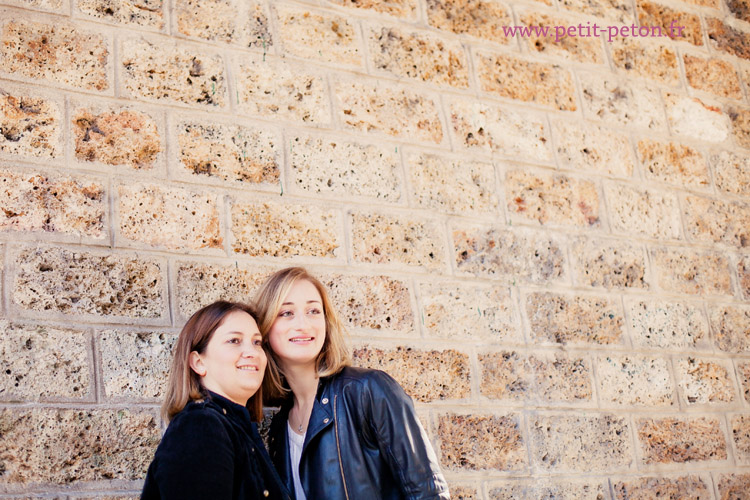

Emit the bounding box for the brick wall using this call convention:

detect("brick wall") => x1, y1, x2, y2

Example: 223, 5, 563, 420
0, 0, 749, 498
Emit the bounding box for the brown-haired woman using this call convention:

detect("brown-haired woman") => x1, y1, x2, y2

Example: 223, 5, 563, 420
255, 267, 449, 500
141, 301, 289, 500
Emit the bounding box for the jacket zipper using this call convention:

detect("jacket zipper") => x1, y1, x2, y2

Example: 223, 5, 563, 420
333, 395, 350, 500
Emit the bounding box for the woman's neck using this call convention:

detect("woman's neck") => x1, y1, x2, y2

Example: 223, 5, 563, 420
284, 363, 319, 407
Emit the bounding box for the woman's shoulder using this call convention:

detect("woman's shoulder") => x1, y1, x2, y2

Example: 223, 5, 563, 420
332, 366, 403, 393
164, 400, 229, 436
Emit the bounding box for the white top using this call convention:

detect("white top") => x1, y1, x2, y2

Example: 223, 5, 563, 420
287, 422, 307, 500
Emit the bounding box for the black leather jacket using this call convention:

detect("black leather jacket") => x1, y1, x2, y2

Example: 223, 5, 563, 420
268, 367, 450, 500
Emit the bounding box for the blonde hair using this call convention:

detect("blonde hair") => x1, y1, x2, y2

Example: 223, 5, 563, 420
254, 267, 351, 401
161, 301, 264, 423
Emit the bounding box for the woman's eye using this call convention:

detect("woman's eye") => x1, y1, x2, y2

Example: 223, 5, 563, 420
279, 310, 293, 318
253, 339, 262, 346
308, 308, 321, 315
227, 338, 240, 344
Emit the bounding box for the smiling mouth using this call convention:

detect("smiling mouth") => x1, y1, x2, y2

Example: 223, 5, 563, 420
237, 366, 259, 371
290, 337, 314, 343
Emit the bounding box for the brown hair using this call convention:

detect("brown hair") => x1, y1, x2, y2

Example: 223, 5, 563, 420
254, 267, 351, 401
161, 300, 264, 422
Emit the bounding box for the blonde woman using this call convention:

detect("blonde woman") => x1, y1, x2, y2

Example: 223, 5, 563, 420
255, 267, 449, 500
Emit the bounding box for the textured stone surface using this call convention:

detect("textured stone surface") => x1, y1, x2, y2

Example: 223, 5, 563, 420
531, 353, 594, 403
627, 299, 708, 349
741, 362, 750, 403
712, 151, 750, 196
368, 26, 468, 88
637, 139, 709, 189
289, 135, 400, 202
684, 195, 749, 248
76, 0, 164, 29
596, 355, 675, 406
426, 0, 512, 43
72, 106, 161, 169
448, 484, 479, 500
438, 413, 527, 471
558, 0, 632, 22
351, 211, 445, 270
419, 282, 520, 342
231, 201, 340, 258
732, 414, 750, 462
449, 97, 552, 161
13, 246, 166, 318
277, 6, 362, 66
529, 414, 632, 471
526, 291, 624, 345
118, 183, 222, 251
99, 329, 176, 400
479, 351, 531, 401
637, 416, 727, 463
612, 38, 679, 86
477, 52, 576, 111
175, 0, 271, 47
0, 408, 159, 483
728, 0, 750, 22
519, 11, 602, 63
0, 321, 91, 401
684, 54, 742, 99
636, 0, 703, 45
571, 238, 647, 289
0, 18, 109, 91
729, 106, 750, 149
121, 38, 225, 107
335, 81, 442, 143
453, 226, 565, 283
741, 257, 750, 300
718, 473, 750, 500
506, 169, 600, 227
650, 248, 732, 296
553, 120, 633, 177
5, 0, 64, 10
0, 92, 62, 159
176, 120, 279, 186
352, 346, 470, 402
707, 18, 750, 60
0, 169, 105, 238
407, 152, 497, 214
664, 93, 729, 142
613, 475, 712, 500
489, 480, 608, 500
710, 305, 750, 353
327, 0, 418, 18
580, 73, 666, 130
605, 183, 681, 239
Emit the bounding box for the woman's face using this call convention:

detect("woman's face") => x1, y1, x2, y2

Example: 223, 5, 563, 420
267, 279, 327, 369
190, 310, 267, 406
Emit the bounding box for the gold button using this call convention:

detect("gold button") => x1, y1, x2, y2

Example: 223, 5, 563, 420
321, 397, 329, 404
323, 418, 329, 424
263, 490, 269, 497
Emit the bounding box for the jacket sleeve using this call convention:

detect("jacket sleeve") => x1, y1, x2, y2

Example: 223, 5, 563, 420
147, 409, 236, 500
359, 370, 450, 500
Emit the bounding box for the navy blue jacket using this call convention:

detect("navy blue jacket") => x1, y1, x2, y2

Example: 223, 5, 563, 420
141, 391, 290, 500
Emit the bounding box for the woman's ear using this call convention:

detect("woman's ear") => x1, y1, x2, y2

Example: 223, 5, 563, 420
189, 351, 206, 377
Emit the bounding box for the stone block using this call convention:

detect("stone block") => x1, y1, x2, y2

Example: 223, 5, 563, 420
740, 257, 750, 300
684, 195, 749, 248
728, 0, 750, 22
612, 38, 679, 86
368, 25, 468, 88
175, 0, 271, 48
350, 211, 445, 270
0, 321, 91, 401
288, 135, 400, 202
571, 237, 648, 289
0, 91, 62, 159
636, 416, 727, 463
0, 408, 159, 483
605, 183, 681, 240
732, 414, 750, 463
684, 54, 742, 99
448, 484, 479, 500
419, 282, 521, 342
558, 0, 632, 22
489, 479, 608, 500
710, 304, 750, 353
5, 0, 65, 11
552, 120, 633, 177
0, 168, 106, 238
118, 183, 222, 252
637, 139, 709, 189
352, 345, 470, 402
327, 0, 418, 18
712, 151, 750, 196
12, 246, 166, 319
531, 353, 594, 403
526, 291, 624, 345
449, 97, 552, 161
507, 169, 600, 227
231, 201, 340, 258
729, 106, 750, 149
0, 18, 110, 92
426, 0, 512, 43
664, 93, 729, 142
580, 72, 666, 130
453, 225, 565, 283
335, 81, 442, 144
175, 119, 279, 186
637, 0, 703, 45
519, 11, 603, 63
612, 475, 712, 500
408, 152, 497, 214
529, 413, 632, 471
707, 18, 750, 60
75, 0, 164, 29
596, 355, 675, 406
479, 351, 532, 401
717, 473, 750, 500
650, 247, 732, 296
276, 5, 362, 66
476, 51, 576, 111
740, 362, 750, 403
675, 357, 736, 405
437, 413, 527, 471
72, 105, 162, 170
99, 329, 176, 400
626, 298, 709, 349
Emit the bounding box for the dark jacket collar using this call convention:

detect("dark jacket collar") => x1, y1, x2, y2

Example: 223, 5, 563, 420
200, 390, 256, 433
